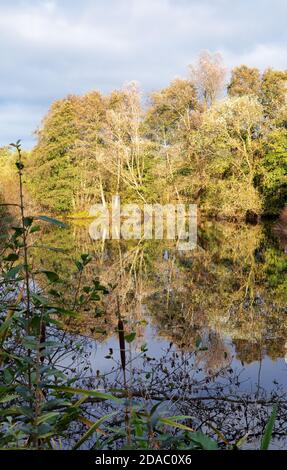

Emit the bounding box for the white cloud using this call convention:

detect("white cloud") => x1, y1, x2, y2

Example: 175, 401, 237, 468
0, 3, 128, 52
0, 0, 286, 147
225, 44, 287, 71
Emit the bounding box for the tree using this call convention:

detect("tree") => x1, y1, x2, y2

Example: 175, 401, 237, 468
228, 66, 287, 122
144, 79, 198, 202
188, 95, 264, 218
72, 91, 107, 209
189, 51, 226, 108
0, 147, 16, 202
145, 78, 198, 143
228, 65, 261, 97
29, 96, 80, 212
260, 68, 287, 120
258, 128, 287, 215
104, 82, 154, 203
23, 55, 287, 219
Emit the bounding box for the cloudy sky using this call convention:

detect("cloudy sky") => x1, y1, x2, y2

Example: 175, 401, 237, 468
0, 0, 286, 148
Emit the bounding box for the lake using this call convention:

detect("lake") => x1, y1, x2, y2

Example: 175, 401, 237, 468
36, 218, 287, 449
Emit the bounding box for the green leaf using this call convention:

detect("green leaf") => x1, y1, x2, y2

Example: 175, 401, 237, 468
93, 328, 107, 335
73, 411, 118, 450
12, 226, 24, 236
0, 317, 13, 338
32, 293, 50, 305
23, 217, 34, 227
0, 394, 19, 404
4, 253, 19, 262
32, 245, 68, 253
48, 288, 61, 298
22, 336, 38, 350
234, 432, 249, 449
49, 386, 121, 402
90, 292, 100, 301
125, 332, 136, 343
260, 405, 278, 450
159, 416, 195, 433
75, 260, 83, 272
16, 161, 24, 170
51, 307, 78, 317
80, 253, 92, 265
36, 412, 60, 425
35, 216, 68, 229
189, 431, 218, 450
41, 271, 60, 283
5, 264, 23, 279
30, 225, 41, 233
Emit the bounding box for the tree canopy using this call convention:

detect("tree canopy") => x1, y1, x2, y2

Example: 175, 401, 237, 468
1, 52, 286, 219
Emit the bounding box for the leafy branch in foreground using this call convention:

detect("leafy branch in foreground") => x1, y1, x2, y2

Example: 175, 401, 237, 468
0, 141, 112, 449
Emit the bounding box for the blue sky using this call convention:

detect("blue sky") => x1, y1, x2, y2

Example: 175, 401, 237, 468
0, 0, 286, 148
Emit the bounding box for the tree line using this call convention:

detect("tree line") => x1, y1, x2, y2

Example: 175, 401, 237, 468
1, 51, 286, 218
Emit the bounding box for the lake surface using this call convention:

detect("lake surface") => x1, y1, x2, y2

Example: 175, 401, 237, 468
37, 218, 287, 448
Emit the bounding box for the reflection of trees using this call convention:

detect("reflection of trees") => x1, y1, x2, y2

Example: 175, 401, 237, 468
28, 218, 287, 447
234, 336, 287, 364
32, 219, 287, 365
145, 221, 286, 369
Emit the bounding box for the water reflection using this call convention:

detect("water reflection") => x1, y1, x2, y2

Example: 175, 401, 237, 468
34, 220, 287, 361
32, 219, 287, 446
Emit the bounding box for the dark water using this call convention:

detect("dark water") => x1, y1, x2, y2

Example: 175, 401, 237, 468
37, 219, 287, 448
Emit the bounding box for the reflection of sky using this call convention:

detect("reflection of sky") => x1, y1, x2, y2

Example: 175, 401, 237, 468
227, 338, 287, 393
84, 324, 173, 376
69, 321, 287, 396
0, 0, 286, 147
239, 357, 287, 392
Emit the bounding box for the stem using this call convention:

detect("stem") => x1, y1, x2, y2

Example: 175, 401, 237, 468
16, 147, 31, 327
14, 143, 35, 445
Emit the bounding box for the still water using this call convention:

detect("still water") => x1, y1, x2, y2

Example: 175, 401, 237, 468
38, 219, 287, 448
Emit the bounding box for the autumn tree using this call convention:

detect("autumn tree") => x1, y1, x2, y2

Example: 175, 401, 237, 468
188, 95, 264, 218
260, 68, 287, 120
228, 66, 287, 122
228, 65, 261, 97
104, 82, 155, 203
145, 78, 198, 142
72, 91, 108, 209
24, 55, 287, 219
144, 79, 198, 202
189, 51, 226, 108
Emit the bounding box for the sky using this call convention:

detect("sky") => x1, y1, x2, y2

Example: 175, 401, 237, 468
0, 0, 286, 148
